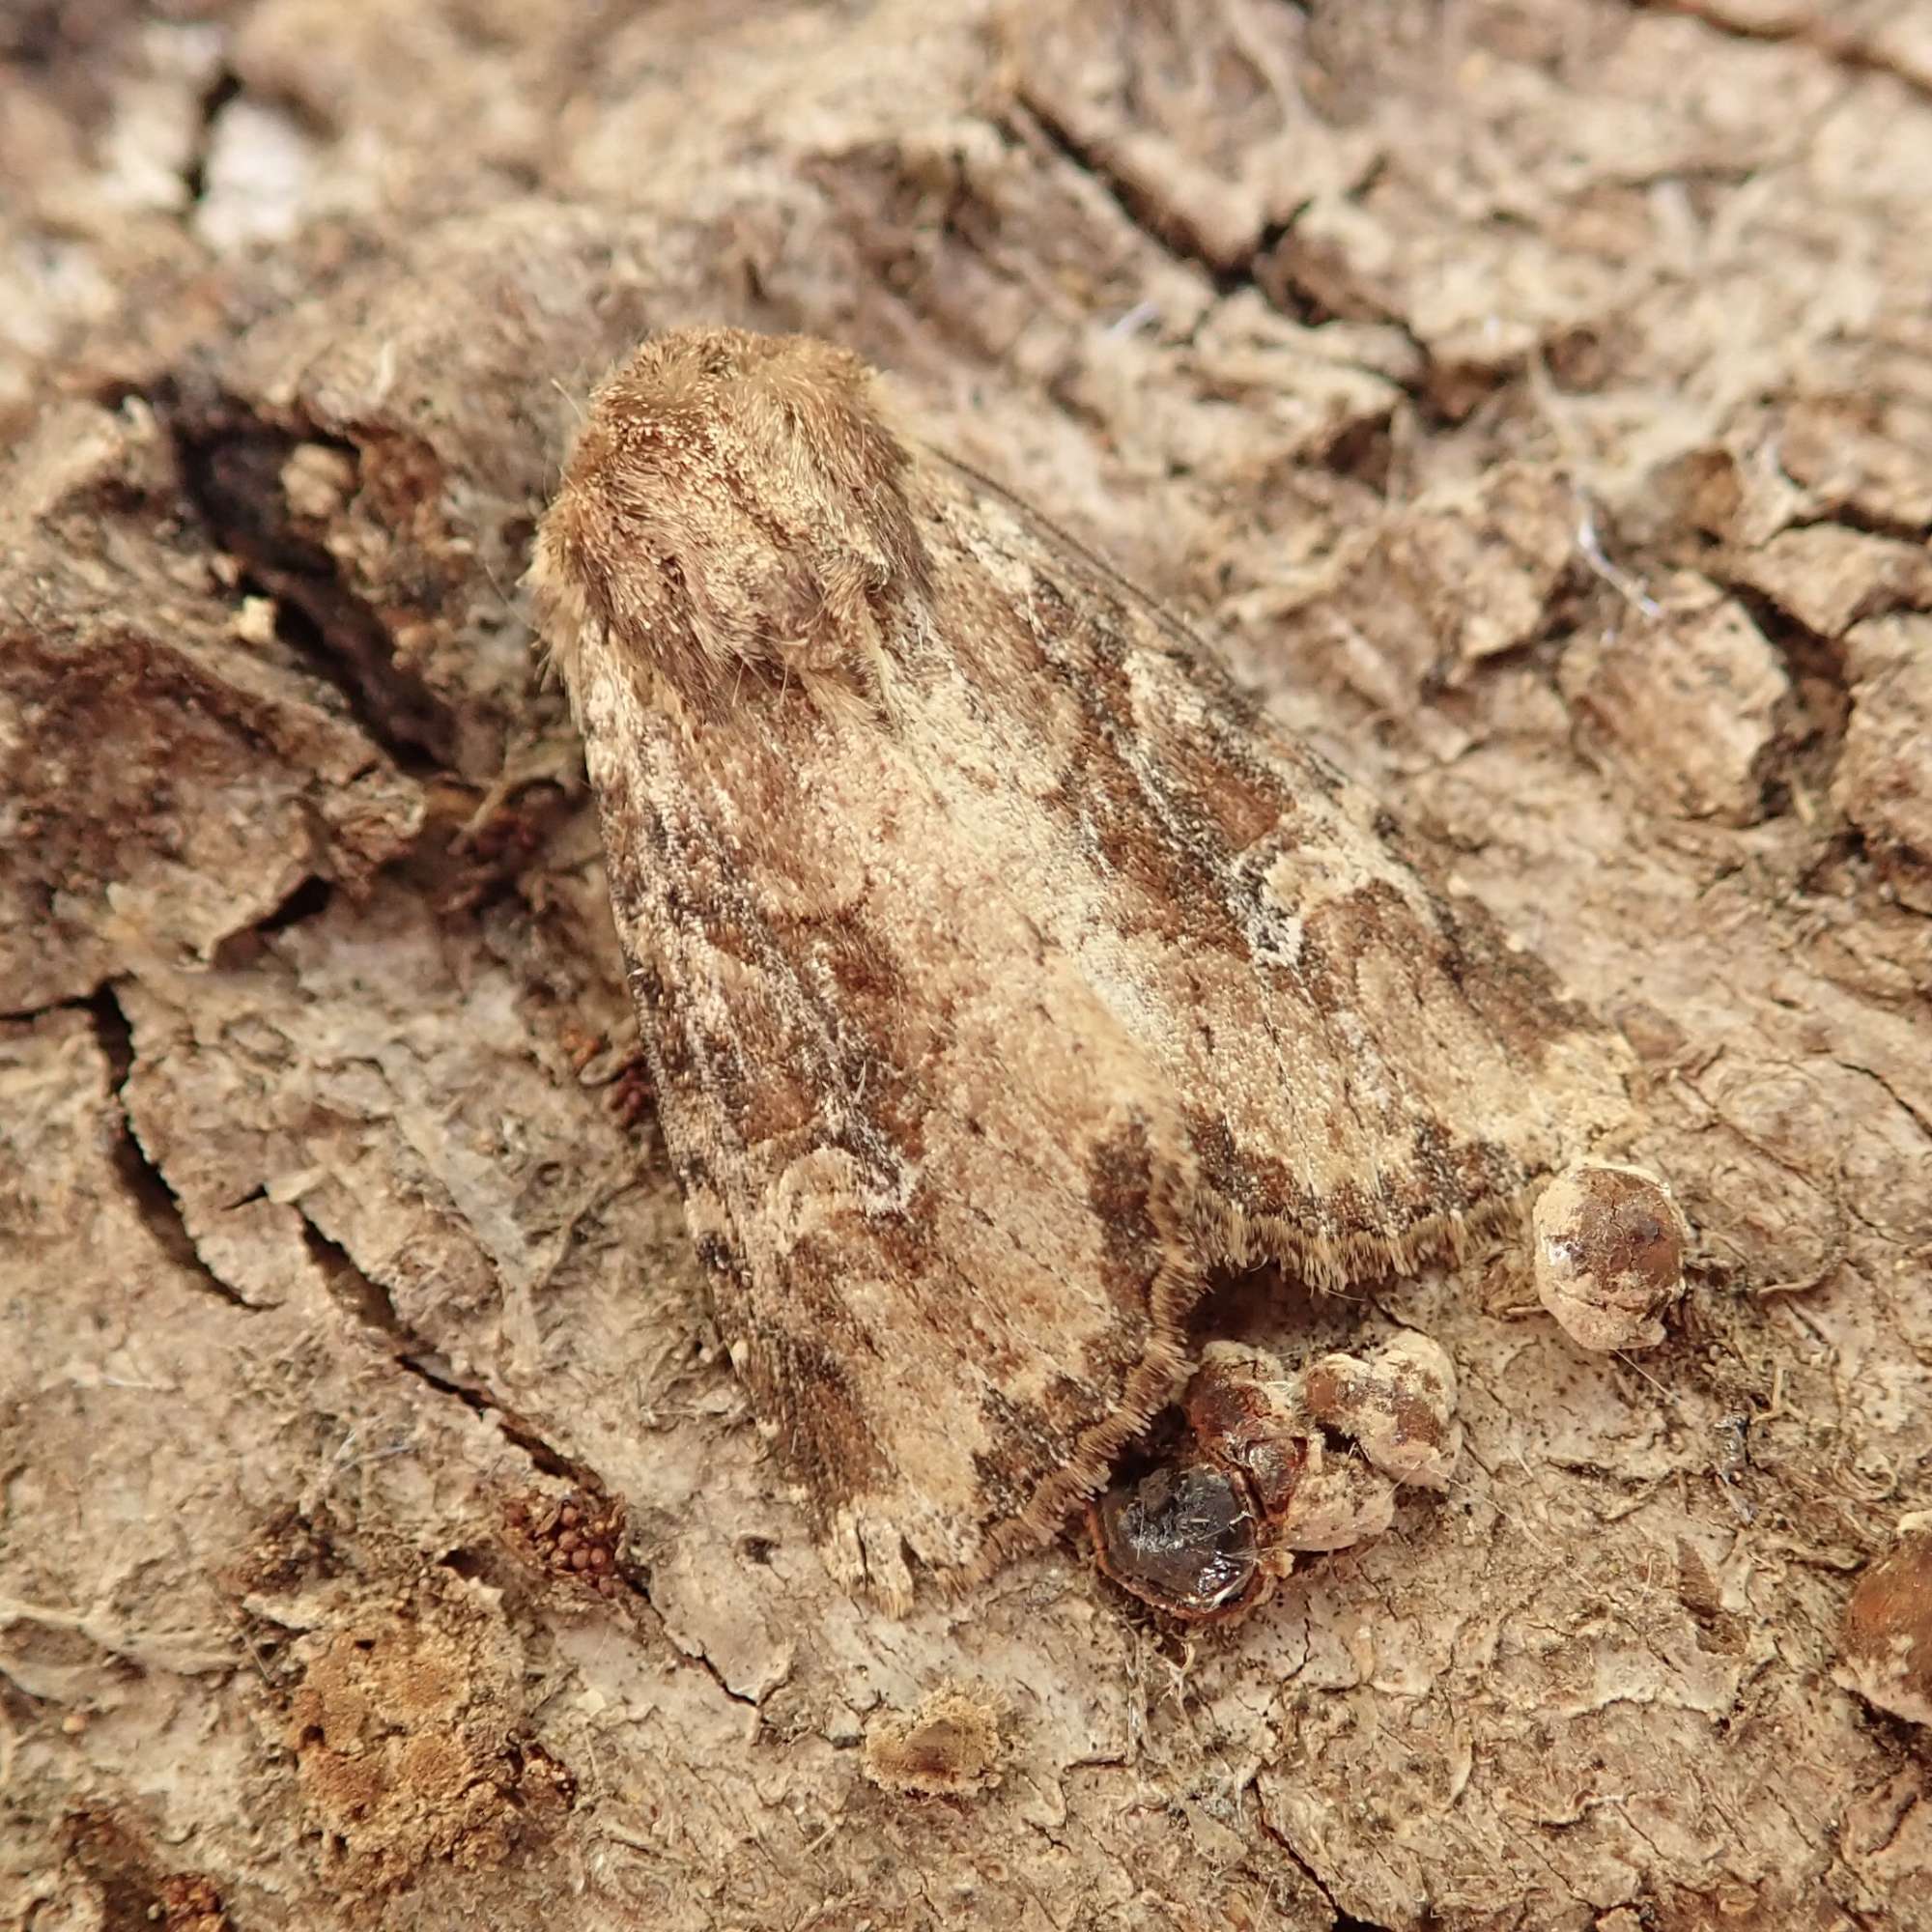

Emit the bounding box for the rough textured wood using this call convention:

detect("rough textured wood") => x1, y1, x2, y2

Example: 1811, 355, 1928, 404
3, 4, 1930, 1928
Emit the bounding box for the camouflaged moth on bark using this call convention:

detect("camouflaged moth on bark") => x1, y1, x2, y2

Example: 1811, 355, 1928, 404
527, 326, 1633, 1612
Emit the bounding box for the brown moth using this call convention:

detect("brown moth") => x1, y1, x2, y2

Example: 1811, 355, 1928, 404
528, 326, 1631, 1611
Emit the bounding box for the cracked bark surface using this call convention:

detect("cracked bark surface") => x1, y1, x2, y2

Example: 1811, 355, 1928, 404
4, 4, 1931, 1927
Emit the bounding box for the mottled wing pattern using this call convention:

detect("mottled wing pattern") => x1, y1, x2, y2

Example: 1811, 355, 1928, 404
532, 327, 1631, 1606
574, 655, 1204, 1607
913, 456, 1634, 1284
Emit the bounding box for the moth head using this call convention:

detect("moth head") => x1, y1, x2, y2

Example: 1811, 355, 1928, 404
529, 326, 929, 715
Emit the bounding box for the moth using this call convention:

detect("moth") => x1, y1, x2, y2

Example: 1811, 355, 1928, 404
528, 326, 1631, 1611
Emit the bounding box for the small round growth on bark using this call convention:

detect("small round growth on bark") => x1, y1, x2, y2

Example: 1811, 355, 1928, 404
1089, 1462, 1265, 1621
1183, 1341, 1308, 1520
1297, 1331, 1462, 1492
1838, 1513, 1932, 1727
1533, 1159, 1688, 1350
505, 1489, 626, 1599
861, 1687, 1006, 1798
1093, 1332, 1464, 1618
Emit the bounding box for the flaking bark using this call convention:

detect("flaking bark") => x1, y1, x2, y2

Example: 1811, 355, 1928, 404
4, 4, 1931, 1928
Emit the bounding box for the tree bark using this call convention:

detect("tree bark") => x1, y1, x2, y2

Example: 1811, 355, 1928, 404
5, 4, 1931, 1928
